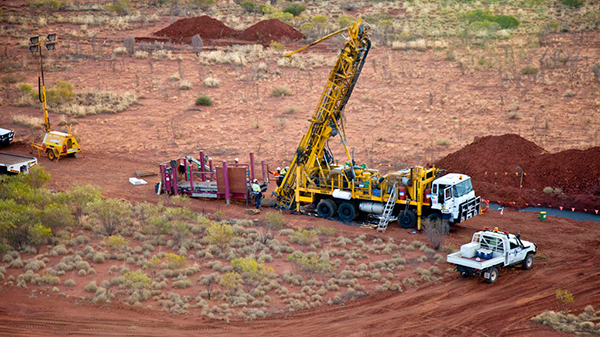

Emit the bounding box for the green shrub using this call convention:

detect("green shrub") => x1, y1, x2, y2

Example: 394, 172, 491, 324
195, 96, 213, 106
283, 3, 306, 16
520, 66, 539, 75
105, 0, 131, 15
463, 10, 519, 30
543, 186, 554, 194
46, 81, 74, 106
561, 0, 583, 8
240, 1, 255, 12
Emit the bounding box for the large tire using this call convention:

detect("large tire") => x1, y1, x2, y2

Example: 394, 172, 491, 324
47, 149, 56, 161
317, 199, 337, 218
338, 202, 358, 221
486, 267, 499, 284
398, 209, 417, 228
522, 253, 534, 270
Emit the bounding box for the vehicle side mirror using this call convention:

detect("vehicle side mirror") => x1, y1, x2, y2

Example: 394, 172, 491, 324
516, 233, 521, 239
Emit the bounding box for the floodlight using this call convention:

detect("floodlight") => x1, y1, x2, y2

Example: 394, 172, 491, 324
29, 45, 38, 54
46, 43, 55, 51
30, 36, 39, 45
47, 34, 56, 42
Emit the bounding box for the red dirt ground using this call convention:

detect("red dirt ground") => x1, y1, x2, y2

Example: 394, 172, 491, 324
1, 6, 600, 336
437, 134, 600, 211
242, 19, 304, 44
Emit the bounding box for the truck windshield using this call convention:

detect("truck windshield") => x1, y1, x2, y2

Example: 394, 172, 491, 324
452, 179, 473, 198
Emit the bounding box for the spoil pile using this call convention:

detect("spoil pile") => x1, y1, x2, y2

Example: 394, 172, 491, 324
153, 16, 304, 45
154, 16, 238, 44
437, 134, 600, 209
242, 19, 304, 43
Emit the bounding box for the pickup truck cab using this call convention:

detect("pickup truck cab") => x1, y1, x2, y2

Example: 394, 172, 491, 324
447, 227, 537, 283
0, 128, 14, 146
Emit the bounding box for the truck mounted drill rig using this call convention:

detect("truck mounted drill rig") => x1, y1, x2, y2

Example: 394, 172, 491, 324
274, 20, 482, 232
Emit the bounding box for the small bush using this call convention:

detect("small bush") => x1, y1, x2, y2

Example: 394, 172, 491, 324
543, 186, 554, 194
284, 106, 299, 114
271, 86, 292, 97
561, 0, 583, 8
520, 66, 539, 75
179, 80, 193, 90
65, 279, 76, 287
85, 281, 98, 293
203, 77, 220, 88
284, 3, 306, 16
195, 96, 213, 106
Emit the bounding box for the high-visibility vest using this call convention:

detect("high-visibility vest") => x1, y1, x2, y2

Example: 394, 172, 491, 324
270, 171, 280, 179
251, 183, 261, 193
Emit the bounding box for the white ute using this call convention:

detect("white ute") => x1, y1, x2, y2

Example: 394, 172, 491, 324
447, 227, 537, 283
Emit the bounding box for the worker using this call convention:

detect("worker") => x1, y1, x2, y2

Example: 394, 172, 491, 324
270, 167, 281, 187
251, 179, 262, 209
279, 167, 288, 186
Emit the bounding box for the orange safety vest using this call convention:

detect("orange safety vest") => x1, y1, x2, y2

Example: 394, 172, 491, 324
270, 171, 280, 180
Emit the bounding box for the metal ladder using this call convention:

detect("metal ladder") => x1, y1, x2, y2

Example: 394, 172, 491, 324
377, 183, 398, 233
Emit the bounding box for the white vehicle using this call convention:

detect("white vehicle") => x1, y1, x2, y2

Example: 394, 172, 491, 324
0, 128, 14, 146
0, 152, 38, 175
430, 173, 480, 224
447, 228, 537, 283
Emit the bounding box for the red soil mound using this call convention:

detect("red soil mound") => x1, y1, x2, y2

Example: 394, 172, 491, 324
153, 16, 303, 45
154, 15, 238, 43
437, 134, 600, 210
241, 19, 304, 43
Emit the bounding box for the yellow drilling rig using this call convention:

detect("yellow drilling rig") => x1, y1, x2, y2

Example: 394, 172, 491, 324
274, 20, 481, 232
29, 34, 83, 162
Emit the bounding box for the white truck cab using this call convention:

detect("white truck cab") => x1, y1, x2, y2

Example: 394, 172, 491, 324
447, 228, 538, 283
0, 128, 14, 146
431, 173, 480, 224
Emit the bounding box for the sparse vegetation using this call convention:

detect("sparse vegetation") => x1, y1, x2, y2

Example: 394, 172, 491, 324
195, 96, 213, 106
271, 86, 292, 97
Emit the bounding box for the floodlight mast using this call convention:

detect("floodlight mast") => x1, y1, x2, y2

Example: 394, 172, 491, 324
29, 34, 57, 134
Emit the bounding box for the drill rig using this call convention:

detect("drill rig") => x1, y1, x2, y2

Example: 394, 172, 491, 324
274, 20, 481, 231
29, 34, 82, 162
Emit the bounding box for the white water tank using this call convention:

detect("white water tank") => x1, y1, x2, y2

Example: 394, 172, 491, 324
460, 242, 479, 258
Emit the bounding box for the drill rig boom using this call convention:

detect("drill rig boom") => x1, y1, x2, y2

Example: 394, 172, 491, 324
275, 20, 371, 209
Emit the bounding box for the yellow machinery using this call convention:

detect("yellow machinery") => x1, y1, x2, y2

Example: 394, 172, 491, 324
28, 34, 82, 162
274, 20, 481, 231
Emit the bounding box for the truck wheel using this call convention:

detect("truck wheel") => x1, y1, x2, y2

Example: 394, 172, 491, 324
338, 202, 357, 221
47, 149, 56, 161
461, 272, 469, 278
522, 253, 534, 270
486, 267, 499, 284
398, 210, 417, 228
317, 199, 337, 218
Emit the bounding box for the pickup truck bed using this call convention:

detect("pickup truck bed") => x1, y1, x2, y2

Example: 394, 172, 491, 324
0, 152, 38, 174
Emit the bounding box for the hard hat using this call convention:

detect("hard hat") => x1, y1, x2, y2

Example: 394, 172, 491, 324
253, 179, 258, 183
277, 167, 281, 171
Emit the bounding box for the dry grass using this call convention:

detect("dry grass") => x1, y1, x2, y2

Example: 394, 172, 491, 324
12, 115, 44, 129
203, 77, 220, 88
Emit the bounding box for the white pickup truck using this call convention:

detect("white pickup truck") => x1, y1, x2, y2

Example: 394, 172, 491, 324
447, 228, 537, 283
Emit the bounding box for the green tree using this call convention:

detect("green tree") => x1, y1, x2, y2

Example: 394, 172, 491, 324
22, 166, 50, 189
86, 198, 131, 236
28, 224, 52, 254
41, 202, 75, 232
68, 184, 102, 216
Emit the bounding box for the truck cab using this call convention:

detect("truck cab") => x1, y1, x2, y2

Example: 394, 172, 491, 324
0, 128, 14, 146
430, 173, 480, 224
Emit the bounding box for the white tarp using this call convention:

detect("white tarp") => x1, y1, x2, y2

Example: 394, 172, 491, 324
129, 177, 147, 185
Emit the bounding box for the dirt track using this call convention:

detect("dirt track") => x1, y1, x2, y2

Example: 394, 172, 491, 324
1, 208, 598, 336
